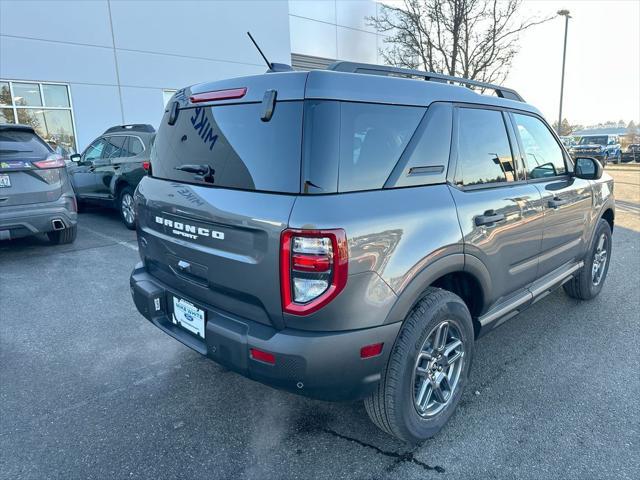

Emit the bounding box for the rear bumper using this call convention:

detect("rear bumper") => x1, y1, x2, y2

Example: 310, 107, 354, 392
130, 263, 400, 401
0, 195, 77, 240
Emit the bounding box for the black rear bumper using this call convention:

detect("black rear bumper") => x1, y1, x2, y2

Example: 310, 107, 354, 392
130, 263, 400, 401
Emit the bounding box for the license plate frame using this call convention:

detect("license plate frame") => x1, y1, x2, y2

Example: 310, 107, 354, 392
0, 174, 10, 188
172, 296, 206, 338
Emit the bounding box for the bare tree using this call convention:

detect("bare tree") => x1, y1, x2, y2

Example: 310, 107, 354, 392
369, 0, 552, 84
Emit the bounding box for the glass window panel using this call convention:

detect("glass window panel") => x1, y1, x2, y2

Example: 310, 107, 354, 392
0, 108, 15, 124
102, 136, 127, 159
456, 108, 515, 186
42, 110, 76, 156
17, 109, 46, 137
42, 84, 70, 107
84, 139, 107, 161
128, 136, 144, 155
0, 82, 11, 106
12, 83, 42, 106
513, 113, 566, 179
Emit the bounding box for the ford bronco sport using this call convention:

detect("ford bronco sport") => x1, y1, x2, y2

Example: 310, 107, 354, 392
130, 62, 615, 443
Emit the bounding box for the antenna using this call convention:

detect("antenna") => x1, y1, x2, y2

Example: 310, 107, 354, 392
247, 32, 273, 70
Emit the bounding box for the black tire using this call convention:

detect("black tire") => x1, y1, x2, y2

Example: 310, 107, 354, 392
364, 287, 474, 443
614, 152, 621, 164
118, 186, 136, 230
47, 225, 77, 245
602, 154, 609, 167
563, 219, 612, 300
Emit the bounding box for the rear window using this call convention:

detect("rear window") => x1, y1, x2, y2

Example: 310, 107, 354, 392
303, 101, 426, 193
0, 129, 52, 162
151, 101, 303, 193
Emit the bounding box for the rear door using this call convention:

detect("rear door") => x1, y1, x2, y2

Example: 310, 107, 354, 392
448, 106, 544, 309
510, 112, 593, 277
94, 135, 126, 198
137, 85, 305, 329
0, 127, 61, 207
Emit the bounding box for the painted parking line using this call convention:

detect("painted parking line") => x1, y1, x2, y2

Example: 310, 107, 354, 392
78, 226, 139, 251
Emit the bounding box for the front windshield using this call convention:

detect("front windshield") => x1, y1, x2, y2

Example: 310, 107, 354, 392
579, 136, 607, 145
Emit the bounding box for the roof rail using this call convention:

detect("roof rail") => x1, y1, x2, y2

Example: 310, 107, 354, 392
327, 61, 524, 102
103, 124, 155, 134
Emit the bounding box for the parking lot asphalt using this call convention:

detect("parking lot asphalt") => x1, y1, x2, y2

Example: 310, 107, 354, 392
1, 168, 639, 480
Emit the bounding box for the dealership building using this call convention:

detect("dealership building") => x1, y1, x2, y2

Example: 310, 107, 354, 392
0, 0, 388, 153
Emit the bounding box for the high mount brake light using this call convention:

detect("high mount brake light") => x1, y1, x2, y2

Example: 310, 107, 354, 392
190, 87, 247, 104
32, 154, 65, 169
280, 229, 348, 315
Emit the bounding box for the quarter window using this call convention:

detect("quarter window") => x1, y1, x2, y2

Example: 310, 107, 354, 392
0, 80, 77, 156
455, 108, 516, 186
513, 113, 566, 179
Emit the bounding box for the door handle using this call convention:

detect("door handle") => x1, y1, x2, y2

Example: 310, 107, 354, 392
475, 210, 505, 226
548, 197, 569, 208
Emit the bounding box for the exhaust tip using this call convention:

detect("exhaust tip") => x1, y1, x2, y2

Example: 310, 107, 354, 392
51, 219, 65, 230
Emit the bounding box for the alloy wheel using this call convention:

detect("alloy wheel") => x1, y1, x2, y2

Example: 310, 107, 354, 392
591, 233, 608, 286
412, 321, 465, 417
121, 192, 135, 225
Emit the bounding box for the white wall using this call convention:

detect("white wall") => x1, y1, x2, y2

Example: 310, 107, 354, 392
288, 0, 386, 63
0, 0, 291, 149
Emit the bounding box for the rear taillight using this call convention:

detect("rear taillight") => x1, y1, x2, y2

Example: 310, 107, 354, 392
190, 87, 247, 104
280, 229, 348, 315
142, 161, 150, 171
32, 154, 65, 169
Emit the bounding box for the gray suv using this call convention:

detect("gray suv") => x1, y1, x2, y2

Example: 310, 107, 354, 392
0, 124, 77, 244
130, 62, 615, 443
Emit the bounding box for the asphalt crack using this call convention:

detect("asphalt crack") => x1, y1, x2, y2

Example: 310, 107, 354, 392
322, 428, 445, 474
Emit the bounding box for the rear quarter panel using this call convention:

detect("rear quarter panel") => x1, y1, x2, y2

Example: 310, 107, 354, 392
286, 185, 463, 331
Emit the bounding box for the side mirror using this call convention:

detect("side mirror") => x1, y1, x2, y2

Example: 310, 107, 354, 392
574, 157, 603, 180
70, 153, 81, 163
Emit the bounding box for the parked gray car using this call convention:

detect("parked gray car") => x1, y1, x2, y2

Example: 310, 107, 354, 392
130, 63, 615, 443
0, 124, 77, 244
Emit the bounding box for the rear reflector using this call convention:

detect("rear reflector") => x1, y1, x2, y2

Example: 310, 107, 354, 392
360, 343, 384, 359
190, 87, 247, 104
33, 154, 65, 169
292, 253, 330, 272
142, 161, 150, 171
250, 348, 276, 365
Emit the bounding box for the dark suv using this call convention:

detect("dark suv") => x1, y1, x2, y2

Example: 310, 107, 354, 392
68, 124, 155, 229
0, 124, 77, 244
129, 63, 615, 443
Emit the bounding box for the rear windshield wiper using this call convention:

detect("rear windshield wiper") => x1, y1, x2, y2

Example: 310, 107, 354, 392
174, 164, 215, 183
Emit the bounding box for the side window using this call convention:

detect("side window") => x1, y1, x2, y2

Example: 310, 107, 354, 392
513, 113, 566, 179
128, 137, 144, 156
455, 108, 516, 186
102, 136, 126, 159
83, 138, 107, 161
338, 103, 425, 192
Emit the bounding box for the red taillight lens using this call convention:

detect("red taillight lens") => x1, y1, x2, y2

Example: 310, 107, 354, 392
142, 161, 150, 171
33, 154, 65, 169
292, 253, 330, 272
190, 87, 247, 104
250, 348, 276, 365
280, 229, 348, 316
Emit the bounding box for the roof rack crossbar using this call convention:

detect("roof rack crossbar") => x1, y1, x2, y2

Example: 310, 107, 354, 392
327, 61, 524, 102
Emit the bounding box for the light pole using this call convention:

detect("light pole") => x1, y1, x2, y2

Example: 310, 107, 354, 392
557, 9, 571, 135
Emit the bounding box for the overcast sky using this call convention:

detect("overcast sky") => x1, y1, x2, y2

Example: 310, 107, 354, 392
502, 0, 639, 126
